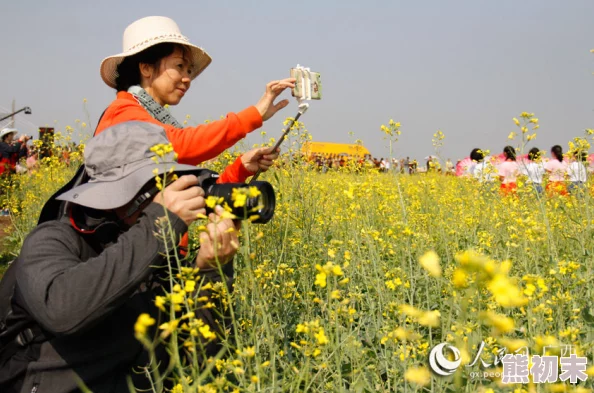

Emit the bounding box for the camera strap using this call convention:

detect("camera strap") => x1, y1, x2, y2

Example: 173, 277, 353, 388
125, 185, 160, 218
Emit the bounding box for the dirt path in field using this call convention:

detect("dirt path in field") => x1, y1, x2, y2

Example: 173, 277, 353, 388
0, 216, 12, 252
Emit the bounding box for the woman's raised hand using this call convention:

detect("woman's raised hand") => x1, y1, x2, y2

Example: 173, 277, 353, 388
254, 78, 296, 122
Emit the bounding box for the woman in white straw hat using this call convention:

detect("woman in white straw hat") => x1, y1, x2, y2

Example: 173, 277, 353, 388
97, 16, 294, 184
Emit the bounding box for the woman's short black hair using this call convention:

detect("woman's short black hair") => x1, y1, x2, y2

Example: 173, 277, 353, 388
503, 145, 516, 161
551, 145, 563, 162
528, 147, 541, 161
115, 43, 190, 92
470, 148, 484, 162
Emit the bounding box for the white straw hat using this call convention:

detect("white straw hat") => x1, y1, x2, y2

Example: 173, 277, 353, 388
100, 16, 212, 89
0, 128, 18, 140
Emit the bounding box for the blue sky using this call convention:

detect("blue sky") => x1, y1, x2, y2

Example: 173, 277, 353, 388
1, 0, 593, 161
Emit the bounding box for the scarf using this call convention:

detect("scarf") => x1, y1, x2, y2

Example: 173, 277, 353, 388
128, 86, 183, 128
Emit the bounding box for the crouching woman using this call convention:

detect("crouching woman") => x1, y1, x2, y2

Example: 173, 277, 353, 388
0, 122, 241, 393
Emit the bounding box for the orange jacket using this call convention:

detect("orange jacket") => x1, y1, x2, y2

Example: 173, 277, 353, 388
96, 91, 262, 183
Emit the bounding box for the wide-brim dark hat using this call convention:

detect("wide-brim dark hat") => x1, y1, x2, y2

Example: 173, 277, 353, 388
57, 121, 198, 209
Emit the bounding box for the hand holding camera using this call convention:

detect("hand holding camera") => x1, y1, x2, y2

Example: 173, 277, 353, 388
18, 135, 32, 143
151, 175, 242, 268
153, 174, 207, 226
150, 169, 275, 225
195, 205, 240, 269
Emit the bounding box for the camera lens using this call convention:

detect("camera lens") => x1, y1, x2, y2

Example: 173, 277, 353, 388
205, 181, 275, 224
176, 169, 276, 224
248, 181, 275, 223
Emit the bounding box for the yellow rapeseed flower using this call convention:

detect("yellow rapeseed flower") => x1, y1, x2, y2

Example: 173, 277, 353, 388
134, 313, 155, 337
205, 196, 221, 209
331, 265, 343, 276
498, 338, 528, 352
418, 310, 441, 327
419, 250, 442, 277
399, 305, 440, 327
487, 275, 528, 307
480, 311, 514, 334
248, 186, 261, 198
238, 346, 256, 358
154, 296, 166, 311
404, 366, 431, 386
232, 190, 248, 208
184, 280, 196, 293
315, 328, 329, 345
170, 293, 184, 304
159, 319, 179, 338
399, 304, 422, 318
171, 384, 183, 393
199, 325, 216, 340
451, 268, 468, 288
314, 269, 327, 288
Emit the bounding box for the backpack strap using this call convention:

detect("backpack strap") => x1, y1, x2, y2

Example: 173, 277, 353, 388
0, 284, 47, 390
0, 263, 48, 381
0, 260, 18, 333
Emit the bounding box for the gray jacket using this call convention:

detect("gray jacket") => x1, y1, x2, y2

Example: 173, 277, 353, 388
7, 203, 232, 393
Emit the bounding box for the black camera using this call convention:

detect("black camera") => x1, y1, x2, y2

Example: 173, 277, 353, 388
187, 169, 276, 224
125, 168, 276, 224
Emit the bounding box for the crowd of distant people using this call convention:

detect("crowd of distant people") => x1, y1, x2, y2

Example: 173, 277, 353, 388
0, 127, 80, 178
309, 153, 423, 173
0, 127, 80, 215
461, 145, 589, 196
307, 144, 590, 197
